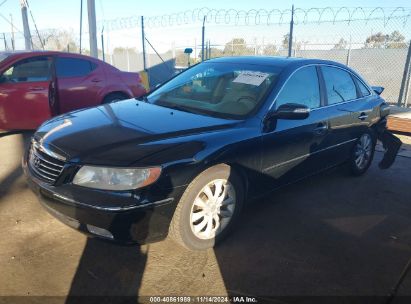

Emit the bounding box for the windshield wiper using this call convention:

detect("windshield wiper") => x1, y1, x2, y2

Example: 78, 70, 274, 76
160, 103, 205, 115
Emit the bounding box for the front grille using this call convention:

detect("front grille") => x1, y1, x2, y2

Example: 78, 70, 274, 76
28, 143, 65, 183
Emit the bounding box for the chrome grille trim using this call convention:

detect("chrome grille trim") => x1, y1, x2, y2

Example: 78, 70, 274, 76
28, 142, 65, 183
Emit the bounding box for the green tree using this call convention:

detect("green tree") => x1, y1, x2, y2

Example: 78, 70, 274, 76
281, 33, 302, 51
223, 38, 253, 56
263, 43, 279, 55
333, 38, 348, 49
365, 32, 388, 48
387, 31, 407, 49
365, 31, 406, 49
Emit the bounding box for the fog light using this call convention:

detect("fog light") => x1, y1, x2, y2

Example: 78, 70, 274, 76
86, 224, 114, 239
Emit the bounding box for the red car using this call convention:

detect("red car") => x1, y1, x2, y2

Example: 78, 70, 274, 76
0, 51, 146, 131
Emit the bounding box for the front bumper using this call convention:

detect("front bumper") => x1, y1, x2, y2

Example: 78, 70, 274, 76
22, 157, 181, 245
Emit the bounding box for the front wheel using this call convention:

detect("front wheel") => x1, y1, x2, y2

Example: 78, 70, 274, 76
169, 164, 244, 251
348, 132, 376, 176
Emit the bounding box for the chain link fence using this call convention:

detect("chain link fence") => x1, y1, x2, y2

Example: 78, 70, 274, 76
1, 6, 411, 106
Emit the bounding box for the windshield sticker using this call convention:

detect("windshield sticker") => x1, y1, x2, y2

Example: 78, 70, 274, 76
232, 71, 269, 86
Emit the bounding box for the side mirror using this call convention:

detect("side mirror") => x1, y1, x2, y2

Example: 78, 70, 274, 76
371, 86, 384, 95
270, 103, 310, 120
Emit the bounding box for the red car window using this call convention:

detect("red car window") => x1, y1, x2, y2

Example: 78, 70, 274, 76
56, 57, 97, 78
1, 56, 52, 83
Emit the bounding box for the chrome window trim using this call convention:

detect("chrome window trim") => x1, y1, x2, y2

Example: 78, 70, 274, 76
352, 74, 372, 97
262, 138, 357, 173
268, 63, 374, 112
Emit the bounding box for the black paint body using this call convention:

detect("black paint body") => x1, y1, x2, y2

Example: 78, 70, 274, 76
23, 57, 388, 244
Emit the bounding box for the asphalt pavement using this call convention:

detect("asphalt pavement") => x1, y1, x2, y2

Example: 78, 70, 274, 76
0, 132, 410, 303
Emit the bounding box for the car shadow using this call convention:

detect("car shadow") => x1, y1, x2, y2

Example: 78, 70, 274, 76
213, 151, 411, 301
0, 131, 33, 203
65, 239, 147, 304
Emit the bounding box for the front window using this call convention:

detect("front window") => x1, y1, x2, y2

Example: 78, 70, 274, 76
147, 62, 281, 119
275, 66, 320, 109
0, 56, 52, 83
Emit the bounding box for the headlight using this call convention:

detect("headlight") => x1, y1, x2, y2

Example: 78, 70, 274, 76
73, 166, 161, 191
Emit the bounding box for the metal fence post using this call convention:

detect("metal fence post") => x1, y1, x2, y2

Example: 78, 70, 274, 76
194, 38, 197, 61
79, 0, 83, 54
126, 48, 130, 72
398, 40, 411, 107
346, 48, 351, 66
288, 4, 294, 57
404, 65, 411, 107
101, 27, 105, 62
141, 16, 147, 71
201, 16, 206, 62
2, 33, 7, 50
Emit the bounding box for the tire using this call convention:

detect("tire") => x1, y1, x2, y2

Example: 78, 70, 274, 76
348, 131, 376, 176
169, 164, 244, 251
102, 93, 128, 104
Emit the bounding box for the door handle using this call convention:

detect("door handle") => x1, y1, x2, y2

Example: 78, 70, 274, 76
91, 78, 102, 83
358, 112, 368, 120
28, 87, 45, 91
313, 122, 328, 135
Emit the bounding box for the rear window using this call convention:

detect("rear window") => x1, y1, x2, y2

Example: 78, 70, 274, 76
56, 57, 96, 78
322, 66, 357, 105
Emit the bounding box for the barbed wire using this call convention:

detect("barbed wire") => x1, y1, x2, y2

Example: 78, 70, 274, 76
97, 6, 411, 31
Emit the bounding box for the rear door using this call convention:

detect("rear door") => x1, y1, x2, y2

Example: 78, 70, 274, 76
319, 65, 375, 163
55, 56, 105, 114
0, 56, 52, 130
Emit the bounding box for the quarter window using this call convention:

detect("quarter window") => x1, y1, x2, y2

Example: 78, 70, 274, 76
276, 66, 320, 109
356, 79, 371, 97
56, 57, 96, 78
0, 56, 52, 83
322, 66, 357, 104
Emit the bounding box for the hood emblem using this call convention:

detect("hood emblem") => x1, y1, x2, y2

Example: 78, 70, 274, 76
33, 155, 41, 168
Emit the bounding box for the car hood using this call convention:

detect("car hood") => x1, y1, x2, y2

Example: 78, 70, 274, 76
35, 100, 237, 166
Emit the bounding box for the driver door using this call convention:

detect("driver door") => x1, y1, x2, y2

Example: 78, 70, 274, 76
0, 56, 53, 130
261, 65, 332, 188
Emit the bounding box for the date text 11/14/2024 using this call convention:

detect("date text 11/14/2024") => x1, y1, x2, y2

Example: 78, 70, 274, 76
148, 296, 258, 303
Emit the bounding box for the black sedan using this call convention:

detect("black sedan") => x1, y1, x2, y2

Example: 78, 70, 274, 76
23, 56, 400, 250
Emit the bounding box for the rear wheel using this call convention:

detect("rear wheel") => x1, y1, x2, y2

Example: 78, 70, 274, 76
102, 93, 128, 104
169, 164, 244, 250
349, 132, 375, 176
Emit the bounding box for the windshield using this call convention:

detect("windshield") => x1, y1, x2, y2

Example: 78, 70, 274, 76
147, 62, 281, 119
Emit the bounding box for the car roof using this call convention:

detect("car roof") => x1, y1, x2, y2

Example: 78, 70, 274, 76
0, 50, 101, 62
206, 56, 347, 70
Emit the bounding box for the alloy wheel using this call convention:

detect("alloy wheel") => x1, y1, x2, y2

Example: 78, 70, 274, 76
190, 179, 236, 240
354, 134, 373, 170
